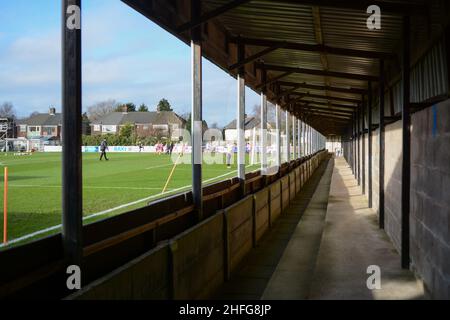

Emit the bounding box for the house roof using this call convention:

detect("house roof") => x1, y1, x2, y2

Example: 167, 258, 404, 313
224, 116, 260, 130
91, 111, 186, 126
17, 113, 62, 126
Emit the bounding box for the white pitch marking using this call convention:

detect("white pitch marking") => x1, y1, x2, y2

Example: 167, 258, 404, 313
8, 184, 165, 191
0, 165, 257, 248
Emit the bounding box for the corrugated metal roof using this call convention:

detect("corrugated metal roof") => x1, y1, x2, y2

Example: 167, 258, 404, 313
206, 0, 317, 44
123, 0, 439, 135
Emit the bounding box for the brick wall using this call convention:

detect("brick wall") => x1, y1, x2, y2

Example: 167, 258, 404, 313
384, 120, 403, 253
345, 100, 449, 299
410, 99, 450, 299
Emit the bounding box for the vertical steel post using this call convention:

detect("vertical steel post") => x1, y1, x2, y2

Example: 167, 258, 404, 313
401, 15, 411, 269
62, 0, 83, 269
357, 105, 361, 185
285, 111, 290, 162
300, 120, 304, 156
352, 113, 356, 174
292, 115, 296, 160
297, 119, 301, 158
191, 0, 203, 219
379, 59, 385, 229
260, 71, 267, 174
368, 81, 373, 208
361, 99, 366, 194
237, 42, 246, 182
276, 104, 281, 169
307, 121, 309, 155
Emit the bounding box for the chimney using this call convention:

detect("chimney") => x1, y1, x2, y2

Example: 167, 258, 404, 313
49, 107, 56, 115
122, 105, 128, 114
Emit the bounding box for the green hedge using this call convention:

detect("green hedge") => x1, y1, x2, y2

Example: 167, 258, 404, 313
82, 134, 170, 146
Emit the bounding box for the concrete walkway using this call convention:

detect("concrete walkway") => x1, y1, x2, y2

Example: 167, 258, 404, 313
261, 155, 334, 299
214, 156, 333, 300
307, 157, 425, 300
214, 156, 425, 300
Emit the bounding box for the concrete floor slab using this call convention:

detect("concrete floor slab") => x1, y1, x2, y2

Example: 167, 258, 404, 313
215, 156, 424, 300
308, 157, 425, 300
213, 157, 332, 300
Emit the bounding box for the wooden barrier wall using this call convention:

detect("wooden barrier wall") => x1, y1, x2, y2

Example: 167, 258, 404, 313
68, 150, 329, 300
253, 188, 270, 245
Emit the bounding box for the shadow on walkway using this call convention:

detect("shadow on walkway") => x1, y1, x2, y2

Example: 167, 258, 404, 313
214, 156, 333, 300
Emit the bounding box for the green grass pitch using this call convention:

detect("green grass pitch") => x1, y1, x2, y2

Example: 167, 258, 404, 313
0, 152, 259, 247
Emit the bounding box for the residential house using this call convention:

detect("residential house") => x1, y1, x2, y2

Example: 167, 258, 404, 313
90, 109, 187, 140
16, 108, 62, 143
223, 116, 262, 141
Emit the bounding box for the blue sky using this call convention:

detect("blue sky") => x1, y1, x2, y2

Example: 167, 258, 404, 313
0, 0, 261, 126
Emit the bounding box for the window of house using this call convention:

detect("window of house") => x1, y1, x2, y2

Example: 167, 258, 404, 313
43, 126, 54, 135
102, 125, 117, 133
20, 125, 26, 132
94, 124, 101, 131
153, 125, 168, 131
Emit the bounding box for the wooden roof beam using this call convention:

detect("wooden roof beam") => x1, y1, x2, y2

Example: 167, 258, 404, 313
230, 37, 396, 60
177, 0, 253, 33
257, 63, 378, 82
290, 92, 361, 104
278, 81, 367, 95
273, 0, 428, 15
255, 71, 293, 89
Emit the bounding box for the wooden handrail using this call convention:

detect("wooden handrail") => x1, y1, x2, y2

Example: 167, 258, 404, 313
203, 183, 241, 201
0, 259, 65, 299
83, 205, 195, 257
245, 175, 263, 184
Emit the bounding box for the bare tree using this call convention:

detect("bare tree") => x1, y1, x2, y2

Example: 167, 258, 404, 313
87, 99, 118, 121
0, 102, 17, 119
250, 103, 277, 128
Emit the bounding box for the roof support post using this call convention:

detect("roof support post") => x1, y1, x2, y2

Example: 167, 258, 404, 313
308, 124, 312, 155
379, 60, 385, 229
368, 81, 373, 208
237, 41, 246, 186
445, 24, 450, 95
401, 16, 411, 269
361, 99, 366, 195
297, 119, 301, 158
303, 120, 307, 156
191, 0, 203, 220
285, 111, 291, 162
62, 0, 83, 271
292, 115, 296, 160
352, 113, 356, 176
260, 70, 268, 174
312, 128, 316, 153
275, 104, 282, 170
357, 104, 361, 186
315, 129, 318, 152
309, 123, 311, 155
